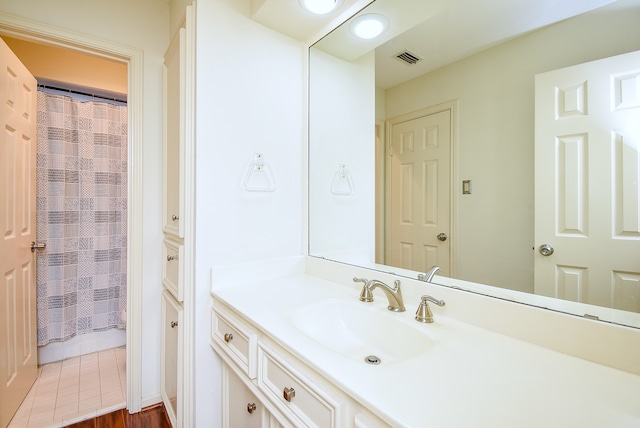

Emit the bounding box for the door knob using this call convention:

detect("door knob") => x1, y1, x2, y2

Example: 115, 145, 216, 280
538, 244, 554, 256
31, 242, 46, 252
437, 233, 447, 242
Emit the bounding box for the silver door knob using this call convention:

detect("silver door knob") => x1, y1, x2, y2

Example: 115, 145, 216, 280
538, 244, 554, 256
31, 242, 46, 252
437, 233, 447, 242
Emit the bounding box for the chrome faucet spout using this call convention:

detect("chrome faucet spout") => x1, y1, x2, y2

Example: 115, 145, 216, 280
418, 266, 440, 282
354, 277, 405, 312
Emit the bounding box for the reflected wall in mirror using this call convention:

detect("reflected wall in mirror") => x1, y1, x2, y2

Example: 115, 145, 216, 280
308, 0, 640, 327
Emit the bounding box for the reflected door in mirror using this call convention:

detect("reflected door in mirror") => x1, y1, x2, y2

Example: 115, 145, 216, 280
534, 50, 640, 312
387, 108, 452, 275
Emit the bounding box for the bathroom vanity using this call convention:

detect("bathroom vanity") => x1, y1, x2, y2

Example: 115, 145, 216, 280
210, 257, 640, 428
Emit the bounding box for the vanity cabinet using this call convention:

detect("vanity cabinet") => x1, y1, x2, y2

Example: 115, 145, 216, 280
211, 302, 391, 428
160, 4, 195, 427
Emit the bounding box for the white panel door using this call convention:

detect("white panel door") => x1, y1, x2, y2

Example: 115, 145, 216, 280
387, 109, 451, 275
0, 37, 38, 427
535, 50, 640, 311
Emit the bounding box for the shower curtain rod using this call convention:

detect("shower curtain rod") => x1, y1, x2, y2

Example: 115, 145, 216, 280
37, 79, 127, 104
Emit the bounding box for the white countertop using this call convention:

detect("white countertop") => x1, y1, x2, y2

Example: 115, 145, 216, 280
212, 273, 640, 428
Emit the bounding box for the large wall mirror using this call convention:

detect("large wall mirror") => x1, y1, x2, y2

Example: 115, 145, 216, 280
308, 0, 640, 328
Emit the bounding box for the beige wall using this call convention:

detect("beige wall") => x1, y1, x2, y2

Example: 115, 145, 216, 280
2, 36, 127, 94
384, 2, 640, 292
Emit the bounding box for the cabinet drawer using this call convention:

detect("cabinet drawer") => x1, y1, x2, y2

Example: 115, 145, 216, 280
163, 238, 184, 302
212, 307, 257, 379
257, 344, 344, 428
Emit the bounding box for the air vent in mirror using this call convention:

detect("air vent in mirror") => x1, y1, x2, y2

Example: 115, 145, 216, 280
395, 50, 421, 65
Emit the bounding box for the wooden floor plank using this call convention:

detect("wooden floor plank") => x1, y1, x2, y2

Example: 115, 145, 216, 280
65, 404, 171, 428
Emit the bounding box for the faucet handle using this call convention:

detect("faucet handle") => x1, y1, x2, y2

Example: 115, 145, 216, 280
421, 295, 445, 307
354, 277, 374, 302
415, 295, 445, 323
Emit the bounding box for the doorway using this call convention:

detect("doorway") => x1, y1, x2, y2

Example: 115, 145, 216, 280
385, 102, 455, 277
0, 12, 144, 423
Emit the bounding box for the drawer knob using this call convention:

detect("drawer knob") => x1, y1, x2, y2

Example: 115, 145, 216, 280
170, 321, 178, 328
167, 255, 176, 262
283, 386, 296, 402
223, 333, 233, 342
171, 215, 179, 221
247, 403, 256, 414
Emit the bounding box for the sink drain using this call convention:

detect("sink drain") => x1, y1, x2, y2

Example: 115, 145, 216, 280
364, 355, 381, 365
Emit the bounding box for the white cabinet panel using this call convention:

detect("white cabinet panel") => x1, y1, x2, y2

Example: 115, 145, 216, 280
161, 290, 183, 427
163, 27, 186, 239
257, 343, 344, 428
224, 364, 263, 428
212, 307, 258, 379
163, 238, 184, 302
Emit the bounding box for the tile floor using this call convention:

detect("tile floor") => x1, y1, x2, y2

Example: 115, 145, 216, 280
8, 347, 127, 428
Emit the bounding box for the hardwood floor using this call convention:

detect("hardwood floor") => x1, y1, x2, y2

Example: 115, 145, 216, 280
65, 403, 172, 428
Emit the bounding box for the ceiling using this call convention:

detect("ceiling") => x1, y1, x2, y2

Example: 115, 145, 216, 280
372, 0, 617, 88
251, 0, 638, 89
250, 0, 371, 43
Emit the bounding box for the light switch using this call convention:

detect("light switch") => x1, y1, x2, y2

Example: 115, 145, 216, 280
462, 180, 472, 194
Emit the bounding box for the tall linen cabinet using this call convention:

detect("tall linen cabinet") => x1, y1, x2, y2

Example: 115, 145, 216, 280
161, 4, 196, 427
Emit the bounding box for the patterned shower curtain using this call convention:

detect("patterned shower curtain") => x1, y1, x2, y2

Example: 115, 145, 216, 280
36, 91, 127, 346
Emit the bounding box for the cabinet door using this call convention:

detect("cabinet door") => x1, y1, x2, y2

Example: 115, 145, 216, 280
162, 290, 183, 427
163, 238, 184, 302
163, 27, 186, 238
224, 364, 263, 428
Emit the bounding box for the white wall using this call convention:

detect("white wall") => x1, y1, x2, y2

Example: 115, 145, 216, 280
384, 2, 640, 293
0, 0, 169, 404
193, 0, 305, 425
308, 48, 376, 263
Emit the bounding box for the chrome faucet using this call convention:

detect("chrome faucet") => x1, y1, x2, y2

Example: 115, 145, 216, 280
415, 295, 446, 323
418, 265, 440, 282
353, 277, 405, 312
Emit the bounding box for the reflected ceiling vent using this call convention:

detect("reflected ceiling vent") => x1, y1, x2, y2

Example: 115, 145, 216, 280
395, 50, 421, 65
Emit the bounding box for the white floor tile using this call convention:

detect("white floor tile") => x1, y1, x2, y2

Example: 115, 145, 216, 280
8, 346, 126, 428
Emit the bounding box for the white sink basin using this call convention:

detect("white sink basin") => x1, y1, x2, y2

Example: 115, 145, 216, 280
291, 298, 433, 364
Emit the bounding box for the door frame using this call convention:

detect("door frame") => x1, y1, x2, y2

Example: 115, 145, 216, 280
0, 13, 144, 413
384, 100, 458, 277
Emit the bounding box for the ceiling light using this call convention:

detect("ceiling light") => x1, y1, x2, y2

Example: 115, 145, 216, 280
350, 14, 389, 39
299, 0, 339, 15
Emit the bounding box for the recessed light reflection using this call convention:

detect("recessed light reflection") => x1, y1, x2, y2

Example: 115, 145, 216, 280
299, 0, 339, 15
350, 14, 389, 39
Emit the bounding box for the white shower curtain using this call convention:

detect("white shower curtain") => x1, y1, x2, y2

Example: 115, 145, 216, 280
36, 91, 127, 346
